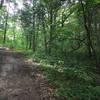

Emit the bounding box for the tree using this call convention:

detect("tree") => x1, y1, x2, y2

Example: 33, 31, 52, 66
0, 0, 4, 9
3, 11, 8, 44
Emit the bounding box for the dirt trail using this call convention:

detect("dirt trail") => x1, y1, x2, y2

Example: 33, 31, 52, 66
0, 49, 41, 100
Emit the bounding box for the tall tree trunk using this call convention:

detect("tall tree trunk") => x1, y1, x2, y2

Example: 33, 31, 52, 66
0, 0, 4, 9
13, 23, 16, 47
80, 0, 99, 69
48, 9, 53, 55
12, 3, 17, 48
41, 8, 48, 54
42, 22, 47, 54
3, 12, 8, 44
32, 0, 36, 52
32, 24, 36, 52
80, 0, 93, 57
12, 15, 16, 47
29, 33, 32, 49
26, 35, 29, 50
48, 8, 57, 55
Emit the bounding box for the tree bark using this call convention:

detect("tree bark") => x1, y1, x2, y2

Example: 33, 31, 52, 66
0, 0, 4, 9
32, 0, 36, 52
80, 0, 99, 69
3, 12, 8, 44
80, 0, 93, 56
42, 20, 48, 54
48, 8, 53, 55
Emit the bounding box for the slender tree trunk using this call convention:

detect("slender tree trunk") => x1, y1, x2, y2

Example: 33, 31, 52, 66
13, 26, 16, 47
48, 9, 53, 55
12, 4, 17, 48
42, 22, 47, 54
13, 20, 16, 47
80, 0, 93, 57
80, 0, 99, 69
3, 12, 8, 44
26, 35, 29, 50
0, 0, 4, 9
32, 0, 36, 52
28, 33, 32, 49
41, 9, 48, 54
62, 11, 65, 27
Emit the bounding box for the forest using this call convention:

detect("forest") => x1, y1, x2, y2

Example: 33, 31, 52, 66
0, 0, 100, 100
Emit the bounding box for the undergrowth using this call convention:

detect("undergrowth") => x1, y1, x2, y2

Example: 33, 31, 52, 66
25, 51, 100, 100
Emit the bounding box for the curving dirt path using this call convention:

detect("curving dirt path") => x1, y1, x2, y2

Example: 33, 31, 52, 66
0, 49, 41, 100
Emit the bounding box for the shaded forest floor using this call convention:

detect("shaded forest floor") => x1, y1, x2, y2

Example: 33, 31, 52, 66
0, 48, 55, 100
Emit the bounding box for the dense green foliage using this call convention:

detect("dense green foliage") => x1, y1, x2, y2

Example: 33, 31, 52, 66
0, 0, 100, 99
32, 51, 100, 100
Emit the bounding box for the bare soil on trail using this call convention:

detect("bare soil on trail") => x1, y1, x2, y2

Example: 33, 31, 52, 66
0, 49, 41, 100
0, 49, 56, 100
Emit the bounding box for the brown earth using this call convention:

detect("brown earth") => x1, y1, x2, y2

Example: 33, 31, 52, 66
0, 48, 56, 100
